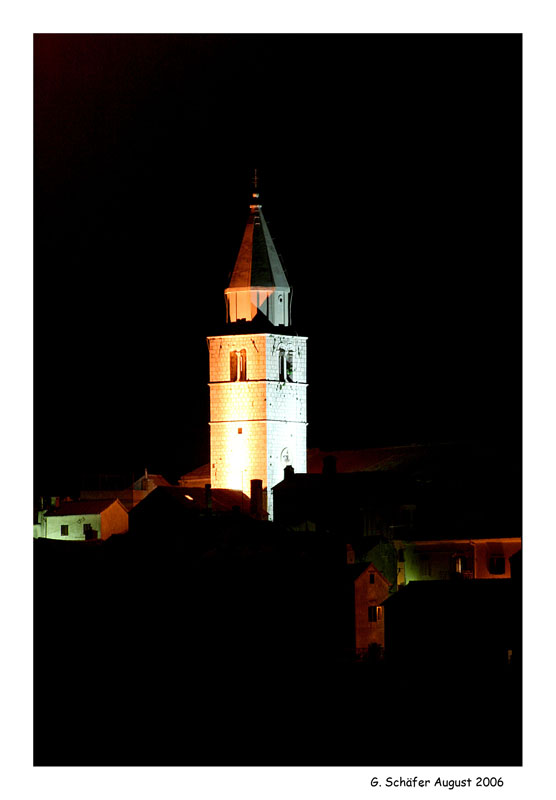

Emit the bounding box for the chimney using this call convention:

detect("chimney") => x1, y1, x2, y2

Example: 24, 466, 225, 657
250, 479, 263, 518
284, 464, 295, 481
205, 483, 213, 513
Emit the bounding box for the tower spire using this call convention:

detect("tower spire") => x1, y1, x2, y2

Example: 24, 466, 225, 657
225, 171, 291, 326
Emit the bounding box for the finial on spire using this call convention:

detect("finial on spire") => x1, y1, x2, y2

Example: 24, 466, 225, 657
251, 168, 260, 206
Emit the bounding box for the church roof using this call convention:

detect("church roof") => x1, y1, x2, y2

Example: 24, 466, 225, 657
227, 197, 289, 291
224, 173, 293, 327
228, 170, 289, 289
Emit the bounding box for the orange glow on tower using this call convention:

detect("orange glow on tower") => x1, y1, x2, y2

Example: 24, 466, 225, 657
208, 176, 307, 519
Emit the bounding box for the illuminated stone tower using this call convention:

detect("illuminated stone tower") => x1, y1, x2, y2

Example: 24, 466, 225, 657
207, 175, 307, 520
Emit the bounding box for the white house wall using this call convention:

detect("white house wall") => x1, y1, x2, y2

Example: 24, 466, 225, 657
45, 513, 102, 541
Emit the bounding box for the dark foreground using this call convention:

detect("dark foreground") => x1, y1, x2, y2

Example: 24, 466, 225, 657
34, 537, 521, 766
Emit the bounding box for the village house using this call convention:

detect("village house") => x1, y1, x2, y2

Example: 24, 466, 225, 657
347, 562, 392, 659
395, 537, 522, 587
36, 498, 129, 541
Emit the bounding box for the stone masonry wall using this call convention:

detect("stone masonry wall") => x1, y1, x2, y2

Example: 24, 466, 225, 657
208, 332, 308, 520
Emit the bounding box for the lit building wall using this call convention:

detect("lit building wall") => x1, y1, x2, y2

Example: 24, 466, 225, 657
225, 287, 290, 325
99, 502, 129, 539
400, 538, 522, 583
208, 332, 307, 520
472, 539, 522, 579
43, 503, 129, 541
353, 565, 391, 657
45, 512, 102, 541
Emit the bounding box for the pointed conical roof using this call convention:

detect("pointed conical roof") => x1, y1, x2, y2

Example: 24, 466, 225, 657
228, 204, 290, 290
224, 178, 291, 326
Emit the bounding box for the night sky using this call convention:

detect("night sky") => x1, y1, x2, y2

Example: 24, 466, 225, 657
34, 34, 522, 496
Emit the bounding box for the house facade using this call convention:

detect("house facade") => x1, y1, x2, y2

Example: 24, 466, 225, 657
395, 537, 522, 587
350, 562, 392, 659
38, 499, 129, 541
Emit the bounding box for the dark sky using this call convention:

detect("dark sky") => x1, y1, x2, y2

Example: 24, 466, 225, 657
34, 33, 522, 495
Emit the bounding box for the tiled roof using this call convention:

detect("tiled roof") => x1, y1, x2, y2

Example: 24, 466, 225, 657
178, 445, 429, 487
345, 562, 393, 584
45, 499, 125, 516
132, 473, 173, 489
146, 474, 172, 486
178, 464, 211, 487
306, 445, 429, 473
143, 486, 250, 514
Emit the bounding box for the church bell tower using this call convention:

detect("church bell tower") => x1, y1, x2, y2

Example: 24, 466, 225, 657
207, 174, 307, 520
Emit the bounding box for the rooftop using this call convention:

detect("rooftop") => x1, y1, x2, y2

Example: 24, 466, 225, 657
45, 498, 126, 517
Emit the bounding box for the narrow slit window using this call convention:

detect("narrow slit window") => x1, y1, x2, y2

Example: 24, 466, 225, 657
230, 349, 247, 382
286, 350, 294, 382
279, 348, 286, 382
239, 349, 247, 381
230, 350, 238, 382
453, 555, 467, 574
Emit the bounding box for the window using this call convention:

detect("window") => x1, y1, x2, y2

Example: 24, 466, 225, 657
368, 606, 383, 623
488, 556, 505, 575
60, 524, 69, 537
230, 349, 247, 381
83, 523, 94, 541
397, 549, 405, 563
369, 573, 375, 584
286, 351, 294, 382
279, 349, 294, 382
453, 555, 467, 574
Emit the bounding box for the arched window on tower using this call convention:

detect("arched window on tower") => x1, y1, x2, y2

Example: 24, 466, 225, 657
286, 350, 294, 382
278, 349, 294, 382
231, 349, 247, 382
